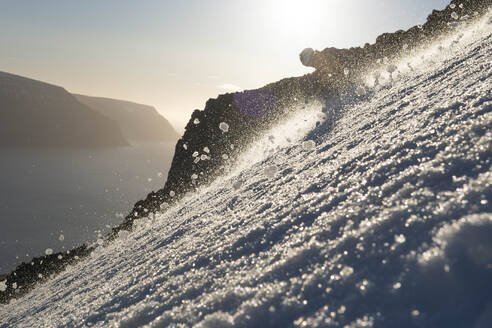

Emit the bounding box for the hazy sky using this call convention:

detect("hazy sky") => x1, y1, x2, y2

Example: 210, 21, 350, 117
0, 0, 448, 131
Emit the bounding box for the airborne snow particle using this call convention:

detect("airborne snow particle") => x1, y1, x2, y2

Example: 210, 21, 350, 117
183, 143, 188, 150
219, 122, 229, 133
192, 151, 199, 158
302, 140, 316, 151
394, 234, 406, 244
12, 282, 17, 290
451, 12, 459, 20
45, 248, 53, 255
191, 174, 198, 180
57, 255, 63, 260
194, 118, 200, 125
203, 147, 210, 153
169, 191, 175, 197
157, 172, 163, 178
222, 154, 229, 160
194, 157, 200, 164
58, 234, 64, 241
450, 3, 456, 8
201, 154, 209, 161
97, 239, 104, 246
340, 266, 354, 277
264, 165, 278, 178
393, 282, 402, 289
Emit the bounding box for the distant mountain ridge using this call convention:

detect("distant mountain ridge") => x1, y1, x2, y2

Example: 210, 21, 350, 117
0, 71, 128, 148
73, 94, 180, 143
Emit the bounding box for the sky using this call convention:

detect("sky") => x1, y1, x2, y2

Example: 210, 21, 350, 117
0, 0, 448, 131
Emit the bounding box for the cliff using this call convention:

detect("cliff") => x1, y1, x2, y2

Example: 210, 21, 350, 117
0, 71, 128, 148
73, 94, 180, 143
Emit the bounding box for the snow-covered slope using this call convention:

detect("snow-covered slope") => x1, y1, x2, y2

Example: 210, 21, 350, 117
1, 16, 492, 328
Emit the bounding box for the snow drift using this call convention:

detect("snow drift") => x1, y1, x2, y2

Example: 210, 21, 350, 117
1, 10, 492, 328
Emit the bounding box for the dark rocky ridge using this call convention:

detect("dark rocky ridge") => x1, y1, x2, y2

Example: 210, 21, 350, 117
0, 71, 128, 148
74, 94, 180, 143
1, 0, 490, 304
301, 0, 491, 85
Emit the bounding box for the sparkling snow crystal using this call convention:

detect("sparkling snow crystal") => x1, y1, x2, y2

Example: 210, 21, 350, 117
219, 122, 229, 133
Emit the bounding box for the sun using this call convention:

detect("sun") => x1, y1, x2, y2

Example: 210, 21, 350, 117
266, 0, 327, 36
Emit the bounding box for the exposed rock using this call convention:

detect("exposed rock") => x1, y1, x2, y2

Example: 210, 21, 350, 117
0, 245, 92, 304
301, 0, 491, 81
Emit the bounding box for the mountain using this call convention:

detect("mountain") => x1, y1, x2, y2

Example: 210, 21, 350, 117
1, 1, 491, 326
0, 71, 128, 148
73, 94, 180, 143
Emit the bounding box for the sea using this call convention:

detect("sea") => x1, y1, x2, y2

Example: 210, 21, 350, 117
0, 142, 175, 274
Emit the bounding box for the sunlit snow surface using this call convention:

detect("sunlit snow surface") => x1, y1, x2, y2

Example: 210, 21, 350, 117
2, 17, 492, 328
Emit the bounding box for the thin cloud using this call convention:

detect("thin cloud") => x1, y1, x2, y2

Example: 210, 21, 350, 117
217, 83, 242, 92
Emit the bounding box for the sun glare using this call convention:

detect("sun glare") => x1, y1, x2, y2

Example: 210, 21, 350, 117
266, 0, 330, 37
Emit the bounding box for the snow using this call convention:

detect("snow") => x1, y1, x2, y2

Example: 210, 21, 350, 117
302, 140, 316, 151
263, 165, 278, 178
219, 122, 230, 133
118, 230, 130, 241
44, 248, 53, 256
1, 15, 491, 328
